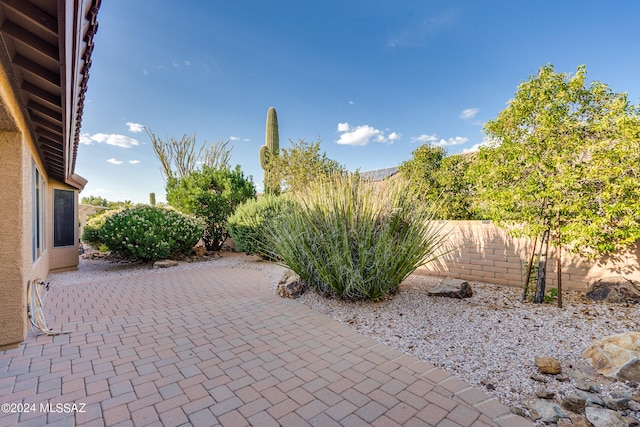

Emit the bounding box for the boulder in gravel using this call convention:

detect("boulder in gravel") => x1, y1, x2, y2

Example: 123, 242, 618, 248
535, 356, 562, 375
193, 245, 206, 257
585, 406, 629, 427
605, 397, 629, 411
583, 332, 640, 382
575, 389, 605, 407
276, 270, 307, 299
586, 277, 640, 304
568, 413, 594, 427
533, 400, 567, 423
427, 278, 472, 299
562, 394, 586, 414
153, 259, 179, 268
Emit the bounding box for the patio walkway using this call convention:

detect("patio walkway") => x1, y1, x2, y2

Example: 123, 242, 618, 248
0, 266, 532, 426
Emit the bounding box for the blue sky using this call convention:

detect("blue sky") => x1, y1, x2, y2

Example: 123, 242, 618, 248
78, 0, 640, 203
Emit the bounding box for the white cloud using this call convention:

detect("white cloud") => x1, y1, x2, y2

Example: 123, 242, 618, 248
337, 122, 351, 132
243, 138, 251, 142
460, 108, 479, 120
229, 136, 240, 141
412, 133, 468, 147
337, 123, 398, 146
462, 144, 482, 153
388, 132, 401, 141
411, 134, 438, 144
88, 133, 140, 148
434, 136, 469, 147
107, 158, 123, 165
348, 100, 354, 105
129, 160, 141, 164
126, 122, 145, 133
79, 133, 92, 145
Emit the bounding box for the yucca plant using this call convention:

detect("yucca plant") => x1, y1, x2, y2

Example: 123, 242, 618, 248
268, 174, 448, 300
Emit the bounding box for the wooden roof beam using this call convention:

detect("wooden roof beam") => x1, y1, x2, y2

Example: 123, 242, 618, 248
12, 53, 59, 87
0, 20, 58, 61
27, 100, 62, 123
1, 0, 58, 37
21, 80, 60, 109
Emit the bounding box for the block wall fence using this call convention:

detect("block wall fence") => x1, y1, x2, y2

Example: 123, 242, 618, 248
416, 220, 640, 292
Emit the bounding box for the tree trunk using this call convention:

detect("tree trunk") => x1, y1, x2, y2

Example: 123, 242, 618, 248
557, 214, 563, 308
522, 236, 538, 302
533, 228, 550, 303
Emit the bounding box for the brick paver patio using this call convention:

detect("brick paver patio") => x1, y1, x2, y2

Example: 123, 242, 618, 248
0, 266, 532, 426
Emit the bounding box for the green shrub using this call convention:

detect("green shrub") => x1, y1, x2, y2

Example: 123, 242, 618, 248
227, 194, 298, 260
167, 165, 256, 251
268, 174, 448, 300
98, 205, 205, 261
81, 209, 120, 248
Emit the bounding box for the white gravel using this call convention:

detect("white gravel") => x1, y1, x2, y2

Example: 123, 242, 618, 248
47, 251, 640, 423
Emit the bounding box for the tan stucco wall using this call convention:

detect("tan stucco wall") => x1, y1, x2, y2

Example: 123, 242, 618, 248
0, 63, 50, 347
0, 131, 27, 347
418, 220, 640, 291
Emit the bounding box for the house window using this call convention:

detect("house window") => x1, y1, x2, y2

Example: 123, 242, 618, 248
53, 189, 75, 247
32, 162, 45, 262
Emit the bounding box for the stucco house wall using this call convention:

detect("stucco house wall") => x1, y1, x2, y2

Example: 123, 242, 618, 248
0, 0, 100, 348
0, 82, 49, 347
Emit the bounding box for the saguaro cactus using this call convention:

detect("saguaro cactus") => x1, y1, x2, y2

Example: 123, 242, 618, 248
259, 107, 280, 193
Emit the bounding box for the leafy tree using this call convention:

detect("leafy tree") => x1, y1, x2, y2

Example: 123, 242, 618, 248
470, 64, 640, 305
167, 165, 256, 250
399, 144, 476, 219
264, 138, 347, 194
81, 195, 109, 207
81, 196, 134, 212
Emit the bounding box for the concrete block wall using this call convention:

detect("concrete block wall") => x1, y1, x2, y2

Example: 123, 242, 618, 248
417, 220, 640, 292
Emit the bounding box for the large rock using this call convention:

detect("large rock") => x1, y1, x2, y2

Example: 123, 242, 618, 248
427, 278, 473, 299
533, 400, 567, 423
585, 406, 629, 427
153, 259, 179, 268
535, 356, 562, 375
276, 270, 307, 299
583, 332, 640, 382
586, 277, 640, 304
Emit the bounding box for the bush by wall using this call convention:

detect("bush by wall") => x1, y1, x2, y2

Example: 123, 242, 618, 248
81, 209, 120, 249
97, 205, 205, 261
268, 174, 448, 300
226, 194, 297, 260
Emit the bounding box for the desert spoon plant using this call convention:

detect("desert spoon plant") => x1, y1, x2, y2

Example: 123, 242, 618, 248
268, 174, 449, 300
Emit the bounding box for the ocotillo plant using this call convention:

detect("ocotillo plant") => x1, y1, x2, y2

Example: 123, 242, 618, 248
259, 107, 280, 194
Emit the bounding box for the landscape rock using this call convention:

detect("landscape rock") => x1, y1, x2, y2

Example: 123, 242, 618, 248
530, 374, 548, 383
534, 399, 568, 423
586, 277, 640, 304
557, 418, 573, 427
536, 389, 555, 399
193, 245, 206, 257
276, 270, 307, 299
153, 259, 179, 268
535, 356, 562, 375
585, 406, 630, 427
575, 389, 605, 407
583, 332, 640, 382
427, 278, 473, 299
567, 412, 593, 427
562, 394, 587, 414
606, 397, 630, 411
